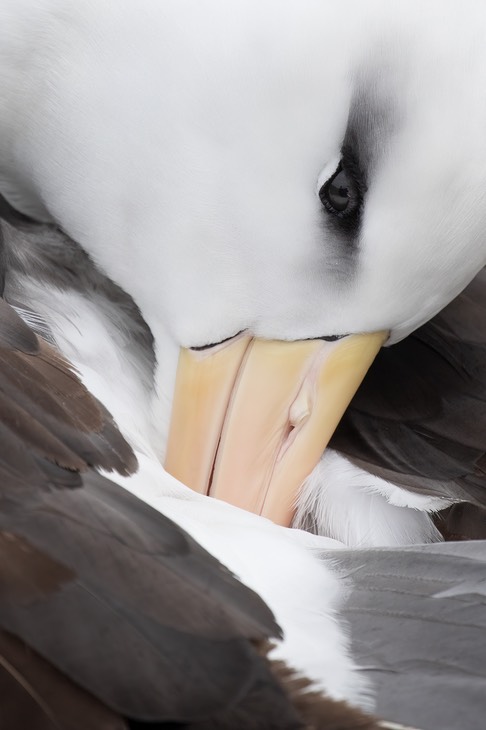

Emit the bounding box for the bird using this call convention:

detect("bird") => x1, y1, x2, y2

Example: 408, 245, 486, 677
3, 214, 486, 730
1, 0, 486, 727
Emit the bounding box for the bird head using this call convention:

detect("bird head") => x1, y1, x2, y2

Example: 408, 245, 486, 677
2, 0, 486, 523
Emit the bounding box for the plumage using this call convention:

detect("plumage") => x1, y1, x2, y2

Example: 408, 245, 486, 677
0, 300, 137, 484
435, 503, 486, 541
336, 541, 486, 730
1, 1, 486, 728
0, 630, 126, 730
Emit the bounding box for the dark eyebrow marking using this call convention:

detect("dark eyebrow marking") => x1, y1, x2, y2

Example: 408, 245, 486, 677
318, 70, 401, 285
344, 70, 400, 179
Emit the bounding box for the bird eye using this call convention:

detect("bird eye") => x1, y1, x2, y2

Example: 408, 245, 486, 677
318, 163, 361, 218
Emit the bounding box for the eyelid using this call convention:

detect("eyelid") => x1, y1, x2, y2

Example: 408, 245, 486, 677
316, 155, 342, 197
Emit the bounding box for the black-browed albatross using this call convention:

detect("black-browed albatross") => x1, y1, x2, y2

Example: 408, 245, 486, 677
4, 174, 486, 730
1, 0, 486, 727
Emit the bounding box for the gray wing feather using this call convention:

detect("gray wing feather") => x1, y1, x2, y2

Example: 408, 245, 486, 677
328, 542, 486, 730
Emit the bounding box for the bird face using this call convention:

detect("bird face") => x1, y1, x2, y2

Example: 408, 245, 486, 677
4, 1, 486, 523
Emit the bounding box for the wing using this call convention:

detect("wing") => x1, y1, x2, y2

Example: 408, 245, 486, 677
0, 629, 126, 730
434, 502, 486, 540
330, 269, 486, 535
0, 296, 137, 483
333, 541, 486, 730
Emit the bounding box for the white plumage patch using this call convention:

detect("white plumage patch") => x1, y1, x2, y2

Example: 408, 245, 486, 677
108, 452, 373, 710
293, 450, 446, 547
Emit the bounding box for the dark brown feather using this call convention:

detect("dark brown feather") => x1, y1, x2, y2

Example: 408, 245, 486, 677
434, 502, 486, 540
128, 645, 381, 730
0, 298, 38, 353
0, 388, 88, 471
0, 630, 126, 730
0, 305, 137, 477
269, 660, 379, 730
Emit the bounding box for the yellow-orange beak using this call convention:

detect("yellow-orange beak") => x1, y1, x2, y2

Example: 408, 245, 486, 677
165, 332, 386, 526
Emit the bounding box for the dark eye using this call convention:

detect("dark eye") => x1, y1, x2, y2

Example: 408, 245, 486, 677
319, 163, 361, 218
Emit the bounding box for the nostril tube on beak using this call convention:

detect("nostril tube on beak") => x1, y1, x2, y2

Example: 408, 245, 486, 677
289, 387, 312, 429
277, 385, 314, 463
